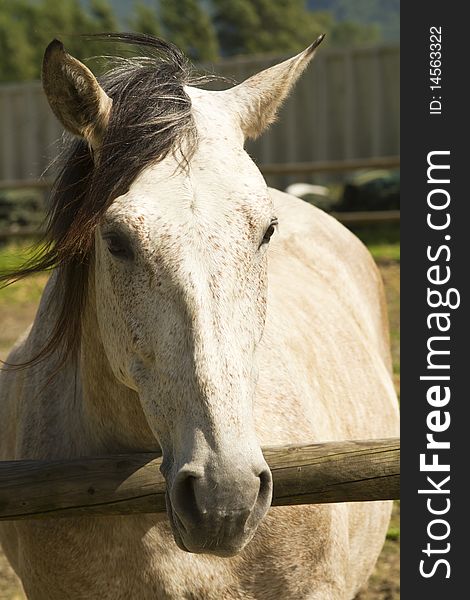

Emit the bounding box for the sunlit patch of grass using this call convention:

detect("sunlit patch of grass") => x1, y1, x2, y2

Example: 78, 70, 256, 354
351, 223, 400, 263
386, 502, 400, 543
0, 242, 49, 307
0, 274, 48, 306
377, 262, 400, 401
368, 242, 400, 262
0, 240, 40, 271
386, 527, 400, 541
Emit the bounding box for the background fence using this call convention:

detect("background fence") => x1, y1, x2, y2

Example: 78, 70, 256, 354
0, 44, 399, 187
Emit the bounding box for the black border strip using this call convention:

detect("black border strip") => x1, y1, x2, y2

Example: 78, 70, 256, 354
401, 3, 467, 596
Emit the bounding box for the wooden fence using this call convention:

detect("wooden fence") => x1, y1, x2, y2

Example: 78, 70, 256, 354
0, 438, 399, 520
0, 153, 400, 241
0, 44, 399, 186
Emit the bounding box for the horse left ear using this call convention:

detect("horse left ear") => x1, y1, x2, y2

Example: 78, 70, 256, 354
224, 34, 325, 140
42, 39, 112, 150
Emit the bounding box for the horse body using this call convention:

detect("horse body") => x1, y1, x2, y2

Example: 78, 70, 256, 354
0, 35, 398, 599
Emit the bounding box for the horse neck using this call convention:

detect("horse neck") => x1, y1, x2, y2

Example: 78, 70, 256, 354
79, 269, 159, 454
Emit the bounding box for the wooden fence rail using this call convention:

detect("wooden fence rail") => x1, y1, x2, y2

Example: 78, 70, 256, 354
0, 156, 400, 192
260, 156, 400, 176
0, 156, 401, 242
0, 210, 401, 242
0, 438, 399, 521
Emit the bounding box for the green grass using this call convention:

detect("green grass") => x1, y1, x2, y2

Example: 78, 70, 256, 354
0, 241, 39, 271
366, 242, 400, 262
350, 223, 400, 262
386, 501, 400, 552
0, 242, 48, 305
386, 526, 400, 541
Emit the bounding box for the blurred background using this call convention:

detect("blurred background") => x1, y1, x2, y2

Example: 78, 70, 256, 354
0, 0, 400, 212
0, 1, 399, 599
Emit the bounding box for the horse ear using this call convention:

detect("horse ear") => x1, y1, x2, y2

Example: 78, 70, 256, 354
224, 34, 325, 140
42, 39, 112, 149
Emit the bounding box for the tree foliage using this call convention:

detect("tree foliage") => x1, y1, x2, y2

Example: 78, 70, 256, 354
0, 0, 115, 82
129, 1, 161, 37
310, 0, 399, 42
212, 0, 329, 56
0, 1, 38, 81
90, 0, 119, 31
160, 0, 219, 62
0, 0, 387, 83
329, 21, 380, 47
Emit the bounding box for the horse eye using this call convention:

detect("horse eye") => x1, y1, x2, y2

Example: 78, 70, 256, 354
261, 220, 278, 245
103, 234, 133, 260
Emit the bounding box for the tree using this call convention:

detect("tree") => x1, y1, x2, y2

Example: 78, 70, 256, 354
0, 1, 37, 82
129, 1, 161, 38
160, 0, 219, 62
0, 0, 122, 82
310, 0, 398, 41
330, 21, 380, 46
210, 0, 258, 56
26, 0, 97, 74
0, 0, 387, 83
212, 0, 327, 57
89, 0, 119, 32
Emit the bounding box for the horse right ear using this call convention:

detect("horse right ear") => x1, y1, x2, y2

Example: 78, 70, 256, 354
42, 39, 112, 150
222, 34, 325, 140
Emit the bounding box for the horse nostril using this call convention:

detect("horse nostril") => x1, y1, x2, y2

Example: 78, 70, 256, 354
171, 470, 201, 529
257, 467, 273, 508
170, 463, 273, 544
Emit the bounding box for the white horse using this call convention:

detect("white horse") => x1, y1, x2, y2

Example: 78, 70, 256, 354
0, 34, 398, 599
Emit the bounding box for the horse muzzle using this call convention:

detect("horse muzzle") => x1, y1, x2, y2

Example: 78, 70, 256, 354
166, 459, 272, 557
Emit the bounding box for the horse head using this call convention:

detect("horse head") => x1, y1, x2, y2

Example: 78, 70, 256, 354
41, 33, 324, 556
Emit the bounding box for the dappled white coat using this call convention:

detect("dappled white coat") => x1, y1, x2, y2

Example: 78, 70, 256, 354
0, 37, 398, 600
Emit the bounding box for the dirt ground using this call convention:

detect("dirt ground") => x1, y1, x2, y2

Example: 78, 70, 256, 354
0, 264, 400, 599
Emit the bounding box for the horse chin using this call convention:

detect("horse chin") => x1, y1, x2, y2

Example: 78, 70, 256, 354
174, 529, 250, 558
166, 493, 252, 558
